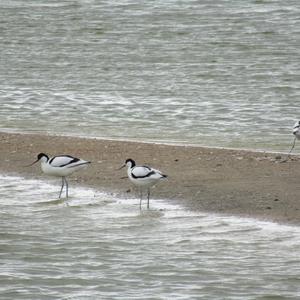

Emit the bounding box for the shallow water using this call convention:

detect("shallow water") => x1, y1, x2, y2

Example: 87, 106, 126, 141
0, 0, 300, 151
0, 174, 300, 299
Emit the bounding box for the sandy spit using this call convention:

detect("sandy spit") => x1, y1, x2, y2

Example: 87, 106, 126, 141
1, 131, 300, 225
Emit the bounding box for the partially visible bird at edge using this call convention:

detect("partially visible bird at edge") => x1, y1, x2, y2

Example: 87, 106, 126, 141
282, 121, 300, 162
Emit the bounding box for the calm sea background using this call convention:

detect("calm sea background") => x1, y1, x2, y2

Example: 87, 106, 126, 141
1, 1, 300, 299
0, 0, 300, 151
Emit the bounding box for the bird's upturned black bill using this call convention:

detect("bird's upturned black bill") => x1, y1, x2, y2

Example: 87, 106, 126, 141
24, 159, 39, 167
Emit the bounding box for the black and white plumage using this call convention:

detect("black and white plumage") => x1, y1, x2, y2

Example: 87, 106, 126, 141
286, 121, 300, 158
119, 158, 167, 209
28, 153, 91, 198
293, 121, 300, 140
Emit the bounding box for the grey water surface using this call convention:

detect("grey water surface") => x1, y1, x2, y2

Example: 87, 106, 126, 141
0, 0, 299, 151
0, 175, 300, 299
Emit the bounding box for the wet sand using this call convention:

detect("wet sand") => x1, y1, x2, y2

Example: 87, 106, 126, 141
1, 131, 300, 225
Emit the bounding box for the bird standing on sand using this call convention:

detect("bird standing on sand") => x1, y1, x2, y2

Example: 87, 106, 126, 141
27, 153, 91, 198
119, 158, 167, 209
283, 121, 300, 161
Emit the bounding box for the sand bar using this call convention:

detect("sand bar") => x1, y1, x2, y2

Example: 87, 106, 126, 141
1, 131, 300, 225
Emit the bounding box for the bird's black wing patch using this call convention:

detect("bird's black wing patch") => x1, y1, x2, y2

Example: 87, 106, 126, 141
49, 155, 79, 167
131, 170, 155, 179
60, 157, 80, 167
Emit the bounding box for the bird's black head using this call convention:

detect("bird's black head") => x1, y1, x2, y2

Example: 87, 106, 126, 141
125, 158, 136, 168
25, 153, 49, 167
118, 158, 136, 170
37, 153, 49, 161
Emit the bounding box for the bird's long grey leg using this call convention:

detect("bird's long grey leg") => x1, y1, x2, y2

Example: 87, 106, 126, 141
147, 188, 150, 209
139, 189, 143, 210
288, 136, 297, 155
59, 177, 65, 198
65, 177, 69, 198
282, 137, 297, 163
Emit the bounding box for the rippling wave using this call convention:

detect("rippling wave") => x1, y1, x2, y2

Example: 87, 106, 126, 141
0, 174, 300, 299
0, 0, 299, 151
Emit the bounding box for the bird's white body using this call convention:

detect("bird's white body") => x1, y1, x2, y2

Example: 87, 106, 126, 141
293, 121, 300, 140
40, 155, 90, 177
127, 165, 166, 188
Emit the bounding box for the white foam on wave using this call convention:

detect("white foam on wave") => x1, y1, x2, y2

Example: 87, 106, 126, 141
0, 174, 299, 235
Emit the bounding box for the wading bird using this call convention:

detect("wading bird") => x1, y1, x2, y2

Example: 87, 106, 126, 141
27, 153, 91, 198
290, 121, 300, 152
282, 121, 300, 162
119, 158, 167, 209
